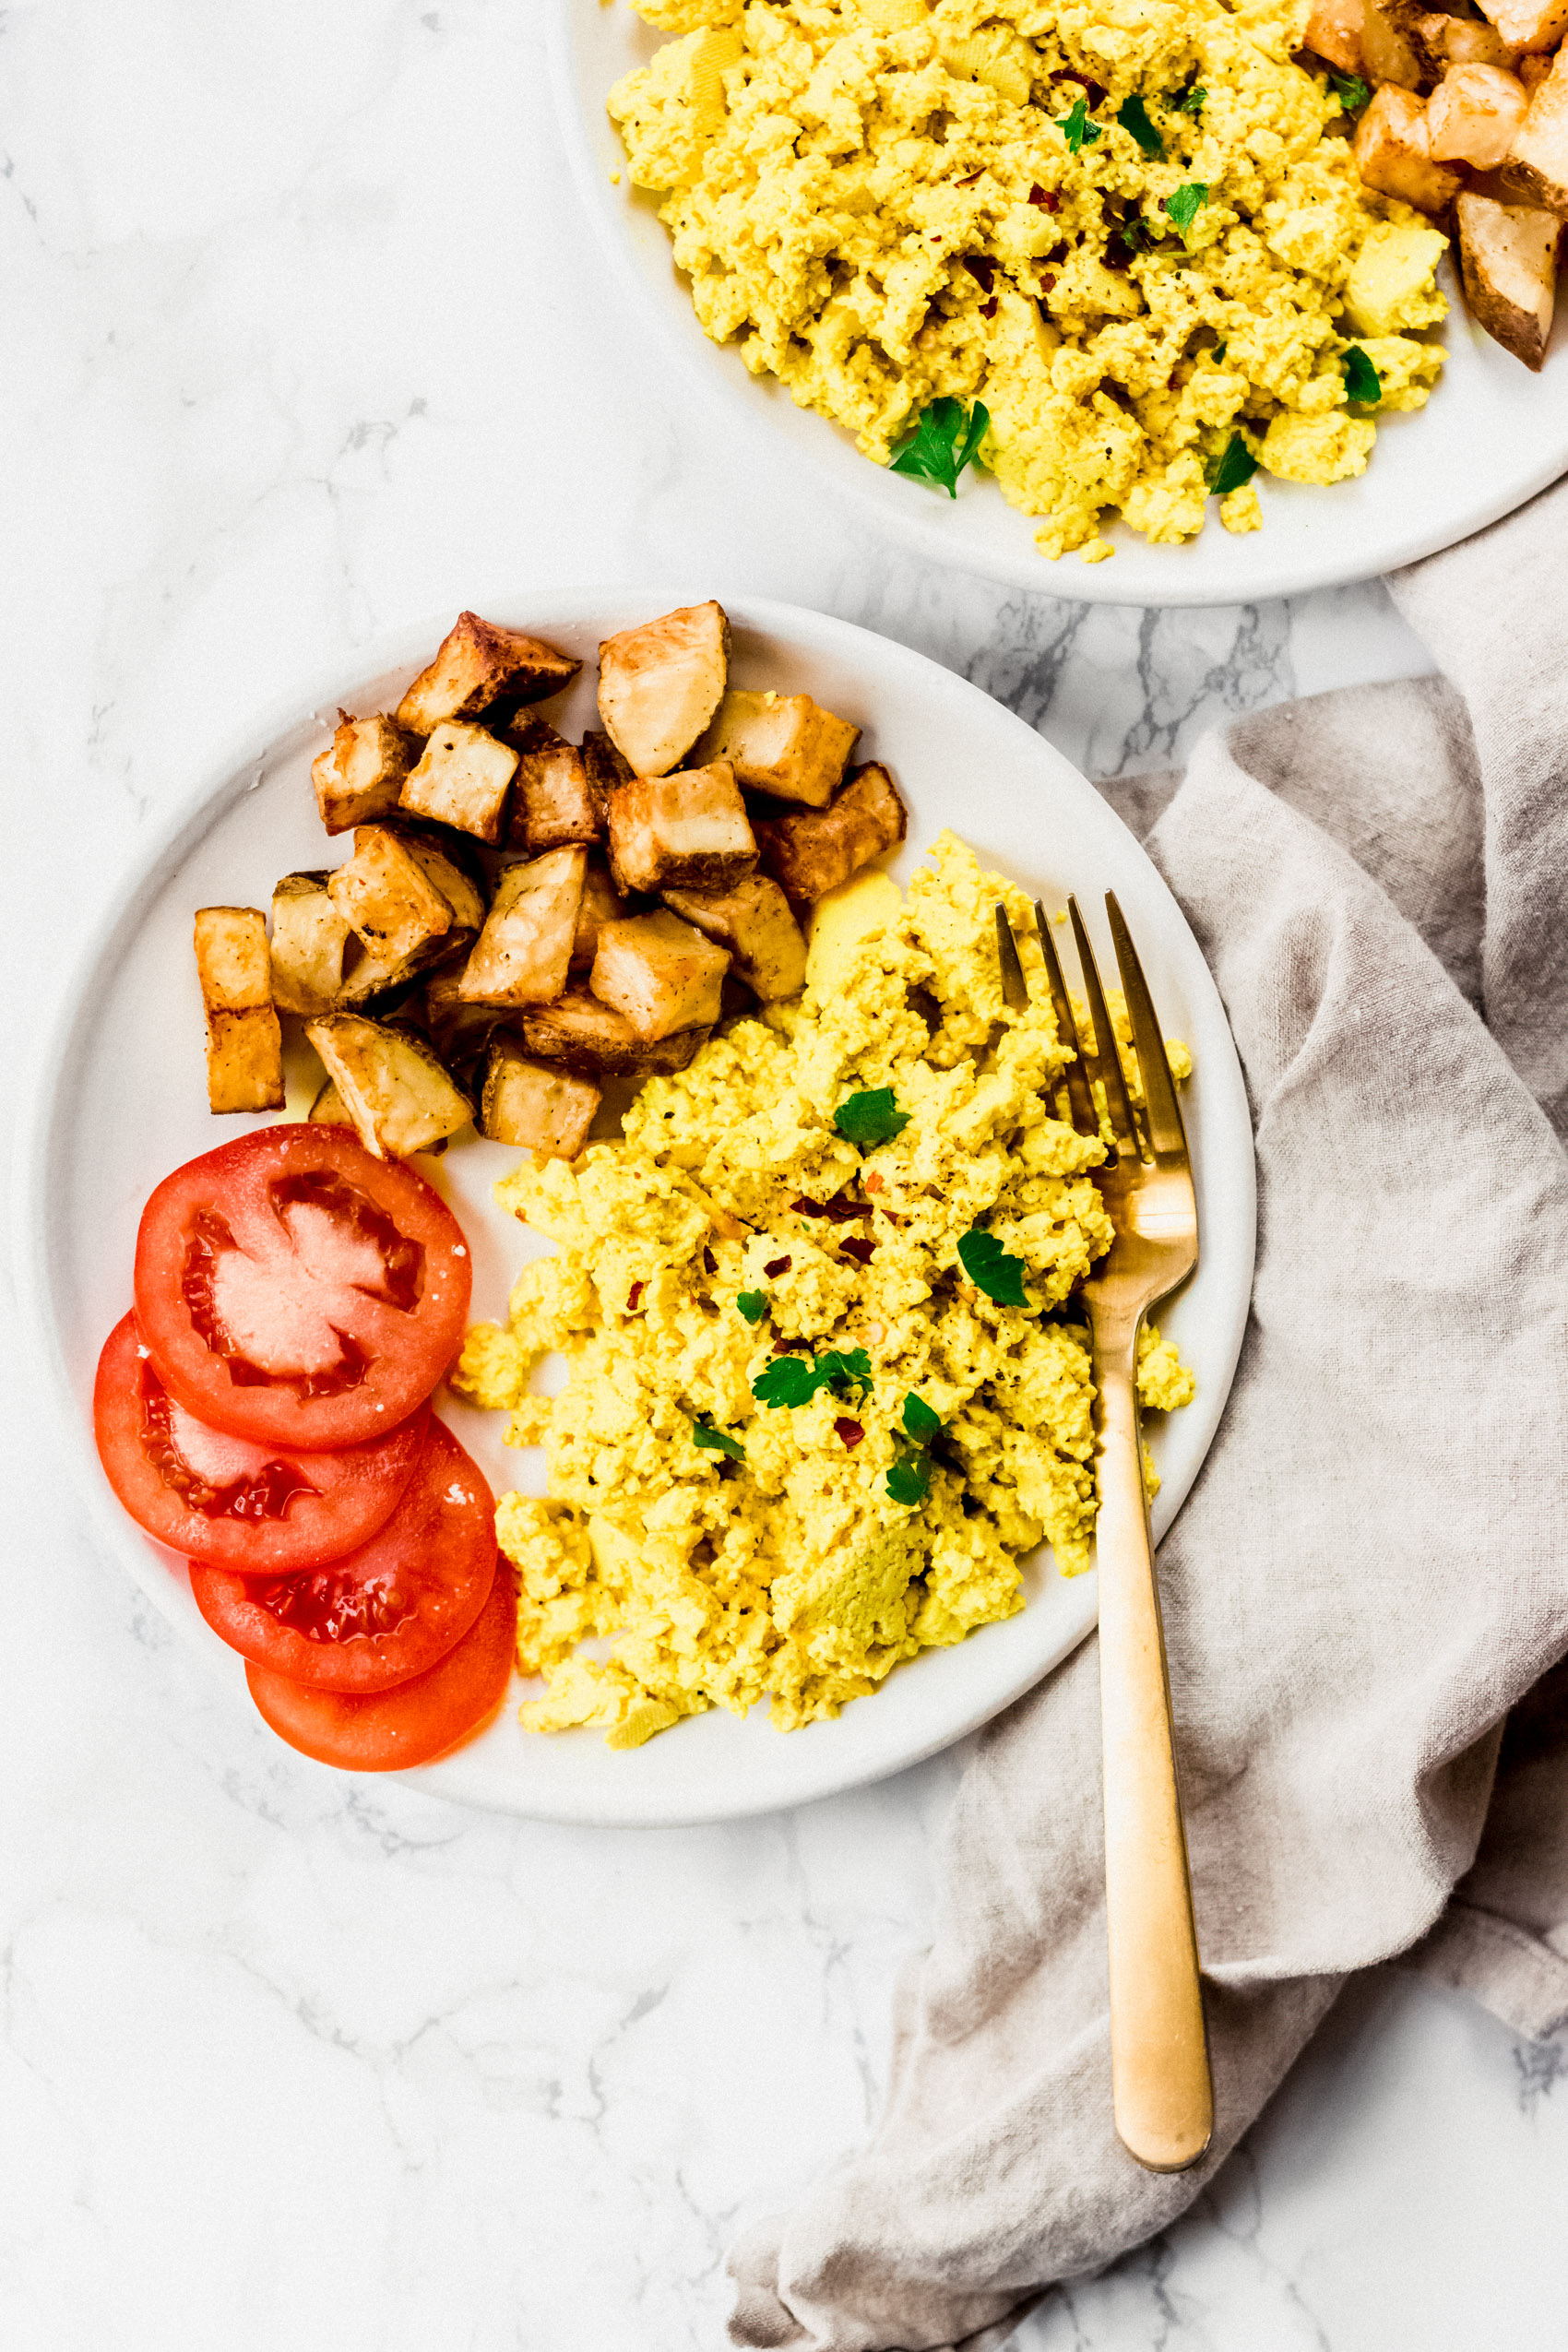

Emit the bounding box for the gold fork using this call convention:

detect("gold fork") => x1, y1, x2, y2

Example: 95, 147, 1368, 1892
997, 897, 1211, 2174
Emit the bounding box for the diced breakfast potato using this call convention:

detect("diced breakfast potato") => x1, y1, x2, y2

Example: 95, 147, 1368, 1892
1426, 63, 1529, 163
194, 907, 284, 1114
580, 729, 635, 820
327, 826, 462, 965
606, 760, 757, 893
479, 1040, 601, 1158
589, 911, 731, 1043
1305, 0, 1364, 72
269, 872, 354, 1016
507, 716, 601, 851
312, 715, 414, 836
398, 719, 518, 844
422, 965, 510, 1079
308, 1078, 352, 1126
396, 829, 487, 932
1503, 44, 1568, 212
1361, 0, 1437, 89
395, 612, 581, 734
1353, 83, 1464, 210
1342, 219, 1451, 333
695, 690, 860, 809
1457, 188, 1562, 364
459, 847, 587, 1006
1476, 0, 1568, 51
521, 991, 710, 1076
598, 601, 731, 778
334, 933, 453, 1011
754, 762, 909, 905
571, 853, 624, 973
1521, 49, 1554, 88
662, 873, 808, 1000
305, 1015, 472, 1159
1420, 12, 1518, 67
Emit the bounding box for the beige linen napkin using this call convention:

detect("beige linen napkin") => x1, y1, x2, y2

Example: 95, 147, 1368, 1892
728, 476, 1568, 2352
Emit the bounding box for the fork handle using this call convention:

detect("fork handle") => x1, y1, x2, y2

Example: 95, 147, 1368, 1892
1093, 1331, 1212, 2174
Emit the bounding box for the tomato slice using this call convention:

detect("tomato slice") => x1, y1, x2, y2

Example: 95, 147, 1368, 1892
245, 1561, 517, 1771
189, 1419, 496, 1693
133, 1124, 471, 1449
93, 1312, 428, 1573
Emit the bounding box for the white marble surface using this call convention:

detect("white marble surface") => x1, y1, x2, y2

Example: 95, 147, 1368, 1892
4, 4, 1562, 2346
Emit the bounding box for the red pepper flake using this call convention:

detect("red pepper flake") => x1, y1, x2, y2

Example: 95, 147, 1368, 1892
834, 1418, 866, 1449
626, 1282, 645, 1310
773, 1335, 809, 1354
1039, 277, 1057, 297
863, 1174, 884, 1194
840, 1237, 876, 1266
765, 1255, 792, 1277
961, 255, 995, 293
703, 1247, 717, 1274
1028, 184, 1061, 212
1051, 67, 1108, 107
790, 1194, 870, 1224
955, 168, 982, 185
980, 298, 998, 319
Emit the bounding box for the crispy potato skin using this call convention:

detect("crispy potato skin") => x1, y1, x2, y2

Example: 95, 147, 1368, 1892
606, 760, 757, 893
304, 1014, 472, 1160
1354, 83, 1464, 210
313, 716, 414, 836
195, 907, 284, 1113
399, 719, 518, 844
480, 1041, 601, 1157
597, 602, 731, 778
506, 716, 602, 851
1502, 44, 1568, 212
661, 872, 808, 999
521, 990, 709, 1076
1457, 188, 1562, 363
459, 847, 588, 1007
570, 853, 624, 974
754, 761, 908, 904
395, 612, 581, 734
1361, 0, 1439, 89
589, 911, 731, 1043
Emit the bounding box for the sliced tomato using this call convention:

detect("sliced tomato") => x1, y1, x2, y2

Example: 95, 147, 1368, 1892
189, 1419, 496, 1693
93, 1312, 428, 1573
245, 1561, 517, 1771
133, 1124, 470, 1450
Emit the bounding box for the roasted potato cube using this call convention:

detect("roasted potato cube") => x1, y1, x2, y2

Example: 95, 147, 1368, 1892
312, 715, 414, 836
1520, 50, 1553, 89
269, 872, 354, 1016
506, 715, 600, 851
1354, 83, 1464, 210
695, 690, 860, 809
479, 1040, 600, 1157
395, 612, 580, 734
1476, 0, 1568, 50
754, 761, 908, 905
1502, 45, 1568, 213
308, 1078, 353, 1126
327, 826, 458, 965
606, 759, 756, 893
1360, 0, 1439, 89
398, 719, 518, 844
598, 601, 731, 777
304, 1015, 472, 1159
571, 853, 624, 973
195, 907, 284, 1113
335, 933, 455, 1012
1427, 63, 1529, 163
1419, 13, 1518, 67
580, 729, 635, 820
661, 873, 808, 1001
459, 847, 587, 1006
422, 964, 510, 1081
1305, 0, 1365, 71
522, 990, 709, 1076
387, 826, 487, 932
1457, 188, 1561, 364
589, 910, 730, 1043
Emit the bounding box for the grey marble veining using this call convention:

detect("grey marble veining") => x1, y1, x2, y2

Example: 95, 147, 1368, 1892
4, 4, 1562, 2348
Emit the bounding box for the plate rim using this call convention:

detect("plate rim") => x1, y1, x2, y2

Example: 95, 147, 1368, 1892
14, 589, 1256, 1824
546, 0, 1568, 610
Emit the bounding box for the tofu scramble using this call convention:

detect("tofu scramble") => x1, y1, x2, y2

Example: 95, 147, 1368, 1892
455, 835, 1194, 1746
607, 0, 1450, 560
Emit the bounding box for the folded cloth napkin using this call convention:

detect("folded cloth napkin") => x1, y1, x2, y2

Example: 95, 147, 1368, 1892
728, 474, 1568, 2352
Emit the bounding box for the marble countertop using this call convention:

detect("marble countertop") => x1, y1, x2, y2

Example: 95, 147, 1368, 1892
6, 5, 1564, 2346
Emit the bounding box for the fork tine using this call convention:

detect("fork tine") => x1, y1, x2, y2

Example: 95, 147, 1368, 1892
994, 904, 1028, 1012
1106, 892, 1190, 1164
1034, 900, 1099, 1138
1068, 896, 1140, 1158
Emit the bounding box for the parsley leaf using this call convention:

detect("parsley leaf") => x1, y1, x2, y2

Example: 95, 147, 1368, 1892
1177, 81, 1206, 113
886, 1450, 933, 1507
901, 1393, 942, 1443
693, 1419, 744, 1462
1342, 344, 1382, 404
736, 1289, 769, 1324
1054, 95, 1102, 154
816, 1347, 873, 1403
889, 398, 990, 498
1205, 434, 1258, 495
834, 1087, 910, 1149
752, 1346, 873, 1411
956, 1227, 1032, 1308
1329, 70, 1371, 111
1118, 95, 1163, 157
1165, 182, 1208, 244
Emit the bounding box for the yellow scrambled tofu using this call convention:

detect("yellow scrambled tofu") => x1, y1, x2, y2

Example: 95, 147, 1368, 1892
608, 0, 1447, 559
456, 834, 1194, 1747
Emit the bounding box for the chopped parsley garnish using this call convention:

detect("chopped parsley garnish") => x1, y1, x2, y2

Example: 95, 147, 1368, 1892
1210, 339, 1228, 362
834, 1087, 910, 1148
1118, 95, 1164, 157
889, 398, 990, 497
692, 1419, 744, 1462
1342, 344, 1382, 404
736, 1289, 769, 1324
1329, 70, 1371, 111
901, 1394, 942, 1443
752, 1346, 873, 1411
886, 1392, 944, 1506
1205, 434, 1259, 495
1165, 182, 1208, 244
1054, 95, 1102, 154
1177, 81, 1206, 113
956, 1227, 1032, 1308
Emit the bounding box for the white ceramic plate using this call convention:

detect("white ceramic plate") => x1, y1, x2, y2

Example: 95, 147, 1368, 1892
18, 594, 1254, 1824
552, 0, 1568, 608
